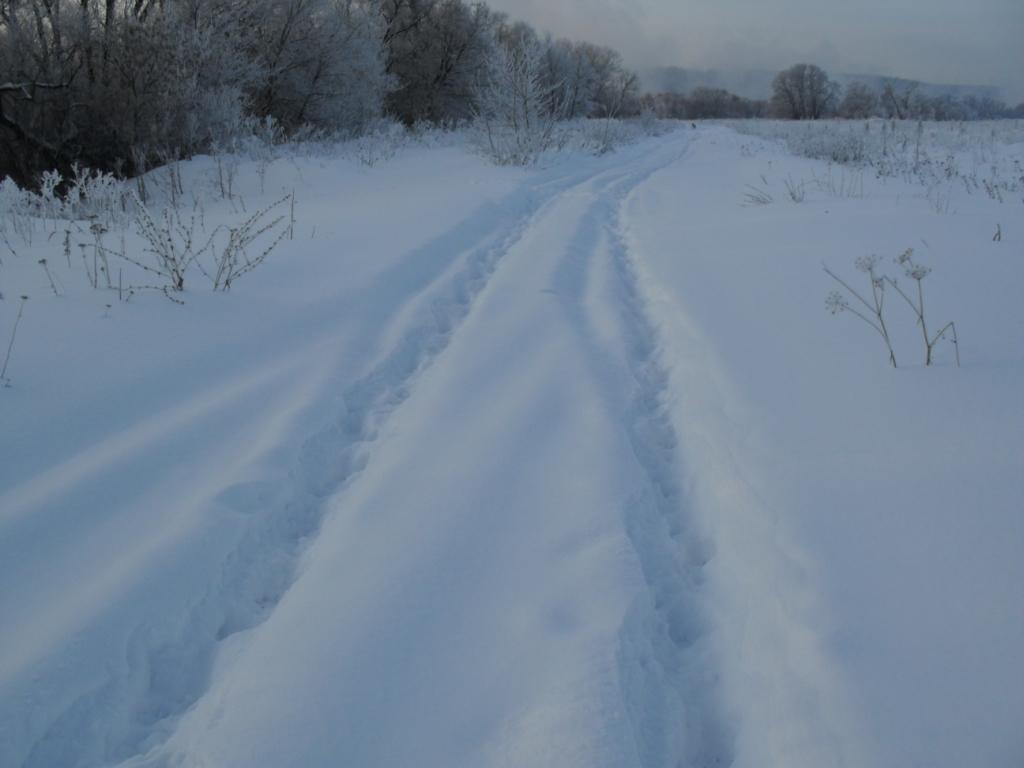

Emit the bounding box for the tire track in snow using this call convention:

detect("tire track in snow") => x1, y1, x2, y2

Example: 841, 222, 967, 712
608, 211, 736, 768
148, 133, 706, 768
10, 146, 680, 768
550, 141, 735, 767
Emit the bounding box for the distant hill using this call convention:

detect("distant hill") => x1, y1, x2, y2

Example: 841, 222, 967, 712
642, 67, 1004, 102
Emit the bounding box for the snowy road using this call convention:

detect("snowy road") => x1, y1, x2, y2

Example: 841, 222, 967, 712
2, 128, 1022, 768
129, 135, 734, 767
131, 136, 716, 767
5, 134, 729, 768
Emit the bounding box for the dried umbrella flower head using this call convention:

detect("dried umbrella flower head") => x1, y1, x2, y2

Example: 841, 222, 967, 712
825, 291, 849, 315
895, 248, 932, 281
855, 254, 880, 272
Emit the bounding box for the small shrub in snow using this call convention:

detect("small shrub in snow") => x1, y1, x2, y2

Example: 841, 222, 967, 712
207, 195, 292, 292
884, 249, 960, 367
783, 175, 807, 203
825, 249, 959, 368
0, 178, 33, 241
351, 120, 408, 167
123, 195, 214, 293
743, 184, 774, 205
38, 171, 62, 221
115, 192, 292, 296
66, 165, 128, 225
583, 118, 631, 156
215, 154, 240, 200
825, 255, 898, 367
812, 166, 864, 198
639, 107, 659, 136
1, 165, 128, 239
554, 117, 650, 157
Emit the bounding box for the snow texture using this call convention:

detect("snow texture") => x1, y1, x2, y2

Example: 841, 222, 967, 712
1, 125, 1022, 768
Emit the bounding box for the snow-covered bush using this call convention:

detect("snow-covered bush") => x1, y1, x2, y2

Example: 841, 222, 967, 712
351, 120, 409, 167
470, 39, 563, 166
0, 178, 33, 240
65, 166, 130, 226
0, 166, 128, 242
639, 107, 660, 136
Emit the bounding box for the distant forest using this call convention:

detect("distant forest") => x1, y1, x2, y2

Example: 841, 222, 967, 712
643, 65, 1024, 121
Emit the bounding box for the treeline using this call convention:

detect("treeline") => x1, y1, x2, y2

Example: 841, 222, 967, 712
770, 64, 1023, 121
833, 79, 1022, 121
639, 88, 766, 120
0, 0, 639, 185
643, 64, 1023, 122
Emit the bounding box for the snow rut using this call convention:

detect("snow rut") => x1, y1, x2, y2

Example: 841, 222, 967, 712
531, 137, 733, 765
554, 152, 735, 766
609, 217, 735, 768
12, 156, 667, 768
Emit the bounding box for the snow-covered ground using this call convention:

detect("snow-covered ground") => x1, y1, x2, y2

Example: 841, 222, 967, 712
1, 124, 1022, 768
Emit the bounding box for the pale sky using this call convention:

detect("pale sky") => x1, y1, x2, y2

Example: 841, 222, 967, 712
488, 0, 1024, 101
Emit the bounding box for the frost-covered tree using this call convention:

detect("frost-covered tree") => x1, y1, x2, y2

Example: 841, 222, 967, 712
838, 82, 878, 119
959, 94, 1011, 120
0, 0, 260, 182
247, 0, 390, 132
540, 39, 598, 119
0, 0, 641, 182
96, 9, 257, 157
770, 63, 838, 120
880, 80, 917, 119
580, 43, 637, 118
471, 35, 561, 165
381, 0, 502, 124
638, 89, 764, 120
686, 87, 760, 118
0, 0, 389, 180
